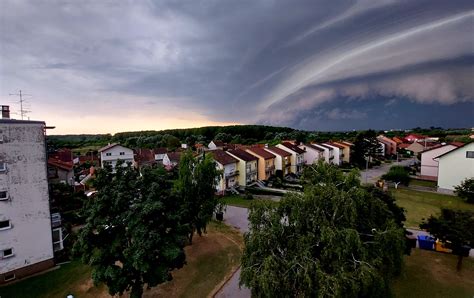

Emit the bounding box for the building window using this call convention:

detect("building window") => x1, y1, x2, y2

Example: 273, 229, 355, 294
1, 248, 14, 259
0, 162, 6, 172
119, 152, 125, 155
466, 151, 474, 159
0, 220, 11, 230
105, 152, 112, 156
52, 228, 64, 252
4, 273, 15, 282
0, 191, 8, 201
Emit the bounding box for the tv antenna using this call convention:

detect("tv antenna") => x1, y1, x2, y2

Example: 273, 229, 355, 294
9, 90, 32, 120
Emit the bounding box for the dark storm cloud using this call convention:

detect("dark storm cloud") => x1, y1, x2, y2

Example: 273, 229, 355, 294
0, 0, 473, 131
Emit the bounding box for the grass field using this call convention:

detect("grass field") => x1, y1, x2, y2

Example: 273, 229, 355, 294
392, 189, 474, 228
0, 221, 243, 298
409, 179, 437, 188
393, 249, 474, 298
221, 194, 279, 208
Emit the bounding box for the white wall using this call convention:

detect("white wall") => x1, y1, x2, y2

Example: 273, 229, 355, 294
100, 145, 134, 169
323, 144, 341, 165
312, 144, 330, 163
420, 145, 457, 179
0, 122, 54, 275
437, 143, 474, 191
299, 145, 322, 165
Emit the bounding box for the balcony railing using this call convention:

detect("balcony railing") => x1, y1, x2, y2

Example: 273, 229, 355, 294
225, 170, 239, 178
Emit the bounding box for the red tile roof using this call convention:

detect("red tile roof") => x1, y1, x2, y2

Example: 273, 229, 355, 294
154, 147, 168, 154
48, 158, 74, 171
326, 142, 345, 149
247, 147, 276, 159
210, 150, 239, 165
166, 152, 182, 163
303, 144, 324, 152
265, 146, 292, 157
98, 143, 120, 152
228, 149, 258, 162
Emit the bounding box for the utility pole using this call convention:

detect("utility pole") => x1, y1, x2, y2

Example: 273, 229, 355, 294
9, 90, 31, 120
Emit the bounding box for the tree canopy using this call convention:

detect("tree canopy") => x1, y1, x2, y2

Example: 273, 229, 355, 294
74, 163, 188, 297
352, 130, 383, 168
454, 178, 474, 204
240, 161, 405, 297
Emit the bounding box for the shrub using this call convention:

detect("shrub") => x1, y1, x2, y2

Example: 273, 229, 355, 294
382, 166, 410, 185
455, 178, 474, 204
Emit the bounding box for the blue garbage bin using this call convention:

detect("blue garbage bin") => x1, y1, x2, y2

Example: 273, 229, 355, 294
417, 235, 435, 250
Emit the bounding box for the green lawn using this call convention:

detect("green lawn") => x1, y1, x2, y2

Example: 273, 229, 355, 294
392, 189, 474, 228
0, 260, 104, 298
0, 222, 242, 298
221, 194, 279, 208
393, 249, 474, 298
409, 179, 437, 188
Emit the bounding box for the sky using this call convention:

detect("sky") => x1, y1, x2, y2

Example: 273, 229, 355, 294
0, 0, 473, 134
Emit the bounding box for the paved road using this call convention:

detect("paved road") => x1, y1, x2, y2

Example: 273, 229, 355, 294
360, 159, 415, 184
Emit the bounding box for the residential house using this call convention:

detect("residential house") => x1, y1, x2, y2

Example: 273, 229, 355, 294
208, 140, 226, 150
246, 147, 276, 180
377, 135, 397, 156
0, 115, 56, 284
210, 150, 239, 194
311, 143, 333, 164
154, 147, 167, 163
277, 142, 306, 174
404, 134, 427, 143
392, 137, 404, 145
436, 142, 474, 192
323, 142, 344, 165
332, 141, 352, 163
134, 148, 156, 168
99, 143, 134, 170
227, 149, 258, 186
299, 143, 324, 165
406, 142, 426, 156
47, 158, 74, 185
163, 152, 182, 169
264, 147, 292, 176
420, 144, 459, 181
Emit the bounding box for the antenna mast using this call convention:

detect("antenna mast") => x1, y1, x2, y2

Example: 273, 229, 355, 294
9, 90, 31, 120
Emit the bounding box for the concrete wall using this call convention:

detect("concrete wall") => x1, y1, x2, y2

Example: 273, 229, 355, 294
0, 121, 54, 281
420, 145, 457, 179
438, 143, 474, 191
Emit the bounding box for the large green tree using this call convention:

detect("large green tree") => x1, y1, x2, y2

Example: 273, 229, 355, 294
352, 130, 382, 168
420, 209, 474, 271
74, 164, 188, 298
175, 150, 221, 243
240, 161, 405, 297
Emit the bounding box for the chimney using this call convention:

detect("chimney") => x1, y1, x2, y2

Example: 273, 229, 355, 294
2, 105, 10, 119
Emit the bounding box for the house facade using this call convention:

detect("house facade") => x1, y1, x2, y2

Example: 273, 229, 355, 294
323, 143, 344, 165
264, 146, 292, 176
276, 142, 305, 174
333, 141, 351, 163
210, 150, 239, 193
0, 118, 55, 284
163, 152, 181, 168
208, 140, 225, 150
99, 143, 134, 170
154, 147, 167, 163
436, 142, 474, 192
47, 159, 74, 185
227, 149, 258, 186
299, 143, 324, 165
377, 136, 397, 156
420, 144, 458, 181
246, 147, 276, 180
311, 143, 332, 163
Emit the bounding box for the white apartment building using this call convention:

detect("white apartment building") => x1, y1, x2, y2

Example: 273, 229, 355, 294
99, 143, 134, 170
0, 117, 55, 284
276, 142, 305, 174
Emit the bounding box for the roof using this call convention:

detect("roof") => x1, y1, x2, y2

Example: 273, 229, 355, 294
166, 152, 182, 162
48, 158, 74, 171
450, 142, 465, 147
211, 140, 226, 147
265, 146, 292, 157
434, 142, 472, 159
420, 143, 460, 154
315, 143, 334, 151
332, 141, 351, 148
210, 150, 239, 165
303, 143, 324, 152
399, 143, 411, 149
247, 147, 276, 159
281, 142, 305, 154
392, 137, 404, 144
0, 119, 45, 125
228, 149, 258, 162
134, 148, 156, 164
154, 147, 168, 154
98, 143, 120, 152
326, 142, 345, 149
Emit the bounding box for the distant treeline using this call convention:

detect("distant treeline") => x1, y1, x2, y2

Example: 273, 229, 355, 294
46, 125, 472, 153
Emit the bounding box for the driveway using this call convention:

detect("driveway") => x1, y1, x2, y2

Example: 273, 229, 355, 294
360, 159, 415, 184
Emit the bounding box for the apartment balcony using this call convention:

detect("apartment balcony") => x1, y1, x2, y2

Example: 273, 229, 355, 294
246, 169, 258, 176
225, 170, 239, 178
51, 212, 62, 228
